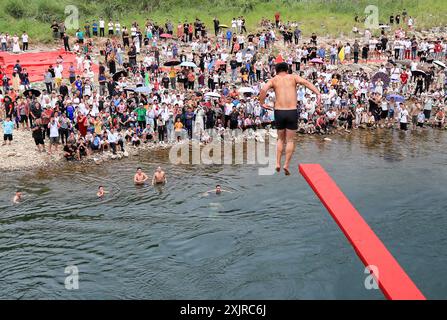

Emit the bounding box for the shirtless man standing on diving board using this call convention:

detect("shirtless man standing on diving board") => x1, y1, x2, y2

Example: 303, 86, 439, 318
259, 62, 321, 175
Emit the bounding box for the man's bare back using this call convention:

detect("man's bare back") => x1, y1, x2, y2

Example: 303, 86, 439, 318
260, 73, 321, 110
258, 62, 321, 175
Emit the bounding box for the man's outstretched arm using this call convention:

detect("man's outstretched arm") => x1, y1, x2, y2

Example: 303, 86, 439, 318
259, 79, 274, 109
295, 75, 321, 105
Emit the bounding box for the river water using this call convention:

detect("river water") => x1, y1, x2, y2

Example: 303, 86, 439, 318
0, 129, 446, 299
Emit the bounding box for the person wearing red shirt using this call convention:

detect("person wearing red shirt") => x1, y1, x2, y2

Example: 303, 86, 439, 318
275, 12, 280, 28
434, 42, 442, 59
400, 70, 409, 84
400, 70, 409, 94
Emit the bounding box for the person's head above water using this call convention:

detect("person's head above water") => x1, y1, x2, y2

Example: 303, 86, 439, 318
215, 185, 222, 194
275, 62, 289, 74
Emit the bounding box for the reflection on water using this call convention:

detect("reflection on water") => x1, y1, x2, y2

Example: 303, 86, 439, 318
0, 130, 446, 299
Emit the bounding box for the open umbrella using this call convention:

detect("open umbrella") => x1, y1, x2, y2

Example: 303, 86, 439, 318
159, 66, 181, 72
160, 33, 173, 39
218, 24, 229, 28
134, 87, 152, 94
371, 71, 390, 88
113, 70, 128, 81
434, 60, 446, 69
180, 61, 198, 68
386, 94, 405, 103
204, 92, 221, 99
412, 70, 427, 77
124, 87, 136, 92
164, 60, 181, 67
238, 87, 255, 94
310, 58, 324, 64
23, 88, 41, 97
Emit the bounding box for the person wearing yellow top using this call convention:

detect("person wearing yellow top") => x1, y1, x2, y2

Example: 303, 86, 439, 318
94, 117, 103, 135
174, 118, 184, 142
169, 67, 176, 89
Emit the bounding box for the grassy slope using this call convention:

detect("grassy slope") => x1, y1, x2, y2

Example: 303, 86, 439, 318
0, 0, 446, 43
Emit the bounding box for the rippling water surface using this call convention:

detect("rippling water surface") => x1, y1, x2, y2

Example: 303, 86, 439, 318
1, 129, 446, 299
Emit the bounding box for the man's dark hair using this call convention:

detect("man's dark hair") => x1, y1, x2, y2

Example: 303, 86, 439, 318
275, 62, 289, 74
137, 167, 142, 171
216, 184, 221, 188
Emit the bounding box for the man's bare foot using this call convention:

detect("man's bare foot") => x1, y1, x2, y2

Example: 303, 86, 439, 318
275, 167, 280, 173
283, 167, 291, 176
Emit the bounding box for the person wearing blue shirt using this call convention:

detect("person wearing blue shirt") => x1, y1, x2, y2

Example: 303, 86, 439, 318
91, 133, 101, 151
75, 77, 83, 96
226, 30, 233, 47
317, 47, 326, 60
92, 22, 98, 37
66, 104, 75, 121
2, 116, 14, 145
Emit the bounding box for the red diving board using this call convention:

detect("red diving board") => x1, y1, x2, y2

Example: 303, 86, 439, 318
299, 164, 426, 300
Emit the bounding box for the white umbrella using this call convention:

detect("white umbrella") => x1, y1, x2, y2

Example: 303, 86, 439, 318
134, 87, 152, 94
434, 60, 446, 69
204, 92, 221, 99
180, 61, 198, 68
238, 87, 255, 94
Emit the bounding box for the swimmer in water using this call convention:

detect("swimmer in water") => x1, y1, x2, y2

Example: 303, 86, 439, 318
134, 167, 149, 185
97, 186, 105, 198
203, 185, 232, 196
13, 190, 22, 203
152, 166, 167, 186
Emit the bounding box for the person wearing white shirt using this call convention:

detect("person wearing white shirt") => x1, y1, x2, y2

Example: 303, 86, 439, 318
115, 21, 121, 35
108, 21, 114, 36
231, 19, 237, 32
54, 64, 64, 88
237, 18, 243, 34
399, 105, 409, 130
21, 32, 29, 51
344, 43, 351, 61
0, 33, 7, 51
48, 117, 60, 154
106, 127, 124, 154
131, 26, 137, 38
99, 18, 105, 37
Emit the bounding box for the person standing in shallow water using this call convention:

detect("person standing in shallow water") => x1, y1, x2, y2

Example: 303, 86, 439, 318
134, 167, 149, 185
259, 62, 321, 176
152, 166, 167, 186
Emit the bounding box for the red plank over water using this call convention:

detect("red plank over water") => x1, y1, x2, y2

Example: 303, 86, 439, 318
299, 164, 425, 300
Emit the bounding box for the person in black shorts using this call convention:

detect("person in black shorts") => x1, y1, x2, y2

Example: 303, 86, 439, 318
274, 109, 298, 131
31, 119, 45, 152
259, 62, 321, 175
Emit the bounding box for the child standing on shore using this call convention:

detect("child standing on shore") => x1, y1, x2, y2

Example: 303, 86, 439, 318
2, 116, 14, 145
